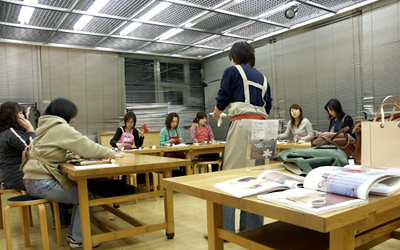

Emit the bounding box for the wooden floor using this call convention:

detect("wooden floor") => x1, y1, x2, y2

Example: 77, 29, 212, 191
1, 190, 399, 250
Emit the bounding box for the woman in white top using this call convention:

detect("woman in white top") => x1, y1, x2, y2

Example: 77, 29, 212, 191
277, 104, 314, 141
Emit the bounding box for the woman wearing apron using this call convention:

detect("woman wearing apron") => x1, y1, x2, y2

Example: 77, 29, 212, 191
160, 113, 184, 158
110, 112, 144, 149
212, 41, 273, 233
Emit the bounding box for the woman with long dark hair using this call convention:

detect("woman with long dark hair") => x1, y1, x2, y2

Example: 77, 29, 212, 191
0, 102, 35, 190
324, 99, 354, 132
277, 104, 314, 141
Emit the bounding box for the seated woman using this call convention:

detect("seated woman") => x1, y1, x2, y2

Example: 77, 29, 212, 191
110, 112, 144, 149
21, 98, 120, 249
324, 99, 354, 133
190, 111, 215, 143
277, 104, 314, 141
160, 112, 183, 146
190, 112, 219, 168
0, 102, 35, 190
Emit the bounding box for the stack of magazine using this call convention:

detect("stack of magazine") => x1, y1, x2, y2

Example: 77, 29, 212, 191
213, 166, 400, 215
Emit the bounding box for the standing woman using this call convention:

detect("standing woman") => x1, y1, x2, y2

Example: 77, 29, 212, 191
21, 98, 119, 249
324, 99, 354, 133
277, 104, 314, 141
190, 111, 215, 143
110, 112, 144, 149
0, 102, 35, 190
159, 112, 183, 146
212, 41, 273, 233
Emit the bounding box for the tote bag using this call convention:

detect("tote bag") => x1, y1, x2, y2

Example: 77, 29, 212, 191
361, 96, 400, 167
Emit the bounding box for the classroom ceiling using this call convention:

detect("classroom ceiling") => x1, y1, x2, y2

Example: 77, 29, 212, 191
0, 0, 378, 59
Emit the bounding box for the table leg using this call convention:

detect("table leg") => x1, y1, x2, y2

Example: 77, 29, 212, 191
207, 201, 224, 250
77, 179, 92, 250
164, 188, 174, 239
185, 152, 192, 175
330, 227, 355, 250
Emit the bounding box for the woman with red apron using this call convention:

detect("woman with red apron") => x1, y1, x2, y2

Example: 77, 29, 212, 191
160, 113, 184, 158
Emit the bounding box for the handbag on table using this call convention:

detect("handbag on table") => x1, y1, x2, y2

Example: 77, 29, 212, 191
360, 95, 400, 168
311, 127, 356, 158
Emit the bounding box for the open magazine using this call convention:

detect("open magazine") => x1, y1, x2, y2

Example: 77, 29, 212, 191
257, 166, 400, 215
213, 171, 304, 198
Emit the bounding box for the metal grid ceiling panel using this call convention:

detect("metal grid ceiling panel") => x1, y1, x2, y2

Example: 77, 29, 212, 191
49, 32, 105, 46
100, 0, 149, 18
121, 23, 171, 39
26, 8, 66, 28
175, 47, 219, 57
150, 4, 204, 26
0, 25, 53, 42
192, 13, 248, 33
139, 42, 187, 54
40, 0, 77, 9
199, 36, 246, 50
180, 0, 225, 8
0, 2, 21, 23
228, 21, 283, 40
97, 37, 149, 50
226, 0, 284, 17
164, 30, 212, 44
60, 14, 124, 34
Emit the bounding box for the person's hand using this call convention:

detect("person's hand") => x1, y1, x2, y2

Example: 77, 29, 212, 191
116, 143, 124, 149
212, 112, 219, 121
169, 139, 175, 143
70, 153, 81, 159
178, 138, 183, 143
139, 128, 145, 137
295, 135, 301, 140
19, 116, 34, 132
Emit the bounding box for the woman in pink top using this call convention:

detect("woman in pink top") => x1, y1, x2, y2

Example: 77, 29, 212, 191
190, 112, 219, 165
190, 111, 215, 143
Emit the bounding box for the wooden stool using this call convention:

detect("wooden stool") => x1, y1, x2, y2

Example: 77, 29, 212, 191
0, 189, 24, 229
4, 195, 62, 250
192, 159, 222, 174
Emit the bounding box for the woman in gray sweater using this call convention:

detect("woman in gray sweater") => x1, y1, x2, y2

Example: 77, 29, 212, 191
277, 104, 314, 141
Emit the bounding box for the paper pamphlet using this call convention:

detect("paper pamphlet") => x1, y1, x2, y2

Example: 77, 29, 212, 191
213, 171, 304, 198
252, 120, 279, 140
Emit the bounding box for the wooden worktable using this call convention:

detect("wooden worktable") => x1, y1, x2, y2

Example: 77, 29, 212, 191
60, 154, 191, 250
163, 164, 400, 250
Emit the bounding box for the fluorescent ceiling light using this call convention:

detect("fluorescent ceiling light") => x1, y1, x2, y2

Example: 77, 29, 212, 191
74, 0, 109, 31
18, 0, 38, 25
257, 1, 297, 19
120, 2, 171, 36
158, 28, 184, 41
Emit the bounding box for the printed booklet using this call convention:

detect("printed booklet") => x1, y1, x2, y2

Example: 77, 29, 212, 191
213, 171, 304, 198
257, 166, 400, 215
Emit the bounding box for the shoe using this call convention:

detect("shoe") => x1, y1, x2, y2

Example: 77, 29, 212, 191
66, 234, 72, 243
69, 238, 101, 249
